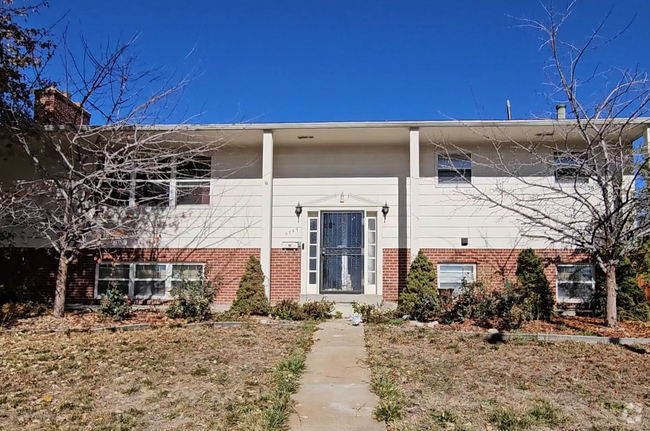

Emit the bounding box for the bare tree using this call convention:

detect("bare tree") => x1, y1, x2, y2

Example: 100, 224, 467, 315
427, 2, 650, 327
0, 36, 238, 317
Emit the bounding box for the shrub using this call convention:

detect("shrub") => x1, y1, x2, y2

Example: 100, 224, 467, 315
300, 300, 334, 321
442, 280, 504, 323
230, 256, 271, 316
0, 301, 51, 326
98, 284, 132, 321
271, 300, 305, 321
515, 249, 555, 321
397, 250, 442, 320
351, 302, 398, 324
166, 279, 217, 322
592, 257, 650, 322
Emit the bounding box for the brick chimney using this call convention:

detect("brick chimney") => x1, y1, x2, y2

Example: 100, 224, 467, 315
34, 87, 91, 125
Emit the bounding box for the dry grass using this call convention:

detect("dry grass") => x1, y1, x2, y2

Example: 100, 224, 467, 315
0, 323, 314, 430
366, 326, 650, 431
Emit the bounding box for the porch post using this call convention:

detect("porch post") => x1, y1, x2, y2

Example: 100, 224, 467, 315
645, 126, 650, 156
409, 127, 420, 262
261, 130, 274, 299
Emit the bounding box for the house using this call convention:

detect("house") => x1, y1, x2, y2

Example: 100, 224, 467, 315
3, 90, 650, 308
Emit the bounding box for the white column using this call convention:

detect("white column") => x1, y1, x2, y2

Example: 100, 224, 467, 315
261, 130, 274, 299
645, 126, 650, 155
409, 127, 420, 262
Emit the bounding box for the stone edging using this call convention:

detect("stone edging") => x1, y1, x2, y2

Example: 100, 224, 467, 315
390, 326, 650, 345
0, 320, 301, 335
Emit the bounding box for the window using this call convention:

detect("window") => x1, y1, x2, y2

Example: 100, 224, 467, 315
176, 156, 211, 205
97, 263, 130, 296
438, 154, 471, 184
367, 214, 377, 285
308, 213, 318, 285
556, 264, 595, 303
438, 264, 476, 295
96, 262, 205, 299
98, 158, 132, 206
554, 152, 589, 183
135, 162, 171, 206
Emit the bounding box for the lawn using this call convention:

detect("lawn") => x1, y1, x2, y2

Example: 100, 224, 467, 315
366, 326, 650, 431
0, 323, 313, 430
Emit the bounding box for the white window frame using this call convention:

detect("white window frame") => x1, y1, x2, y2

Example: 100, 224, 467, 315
436, 152, 472, 186
437, 263, 477, 294
95, 262, 205, 300
123, 155, 212, 208
553, 151, 590, 184
556, 264, 595, 303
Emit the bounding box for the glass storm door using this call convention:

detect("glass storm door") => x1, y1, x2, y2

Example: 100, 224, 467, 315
320, 212, 364, 294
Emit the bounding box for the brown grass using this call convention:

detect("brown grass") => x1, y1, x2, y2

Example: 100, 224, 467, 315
366, 326, 650, 431
0, 324, 313, 430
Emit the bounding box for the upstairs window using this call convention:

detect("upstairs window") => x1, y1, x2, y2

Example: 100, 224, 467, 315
554, 152, 589, 183
556, 264, 595, 303
135, 164, 171, 207
438, 154, 472, 184
176, 156, 211, 205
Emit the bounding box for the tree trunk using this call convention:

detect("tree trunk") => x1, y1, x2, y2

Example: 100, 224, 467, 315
53, 255, 69, 318
605, 265, 618, 328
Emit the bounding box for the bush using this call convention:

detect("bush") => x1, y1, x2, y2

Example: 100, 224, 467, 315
442, 280, 504, 323
271, 300, 305, 320
397, 250, 442, 320
592, 257, 650, 322
98, 284, 132, 321
300, 300, 334, 321
0, 301, 51, 326
230, 256, 271, 316
166, 279, 217, 322
515, 249, 555, 321
351, 302, 398, 324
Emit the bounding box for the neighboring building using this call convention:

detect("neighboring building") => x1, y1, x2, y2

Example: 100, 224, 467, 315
4, 91, 650, 307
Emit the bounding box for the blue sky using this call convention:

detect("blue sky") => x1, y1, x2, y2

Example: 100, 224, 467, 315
31, 1, 650, 124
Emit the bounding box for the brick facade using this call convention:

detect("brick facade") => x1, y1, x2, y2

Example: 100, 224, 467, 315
270, 249, 302, 303
383, 248, 591, 302
3, 246, 591, 306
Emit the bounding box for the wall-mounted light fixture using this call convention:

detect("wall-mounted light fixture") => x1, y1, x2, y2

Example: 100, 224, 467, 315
382, 202, 390, 219
295, 202, 303, 218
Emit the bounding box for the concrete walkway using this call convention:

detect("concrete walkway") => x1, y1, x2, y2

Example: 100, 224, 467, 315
289, 320, 385, 431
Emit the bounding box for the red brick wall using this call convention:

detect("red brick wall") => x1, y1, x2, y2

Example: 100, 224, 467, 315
270, 249, 301, 303
383, 248, 591, 302
0, 248, 260, 305
34, 87, 91, 125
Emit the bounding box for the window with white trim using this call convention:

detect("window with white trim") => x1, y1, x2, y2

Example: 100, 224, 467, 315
556, 264, 595, 303
554, 152, 589, 183
308, 213, 319, 286
438, 264, 476, 294
367, 213, 377, 286
96, 262, 205, 299
438, 153, 472, 184
175, 156, 211, 205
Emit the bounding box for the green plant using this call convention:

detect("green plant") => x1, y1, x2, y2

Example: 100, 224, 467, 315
230, 256, 271, 316
371, 374, 404, 422
515, 249, 555, 321
592, 257, 650, 322
397, 250, 441, 320
98, 284, 132, 321
271, 299, 304, 320
166, 279, 217, 322
300, 300, 334, 320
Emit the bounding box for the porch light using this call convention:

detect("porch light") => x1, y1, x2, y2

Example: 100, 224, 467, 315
382, 202, 389, 219
295, 202, 303, 218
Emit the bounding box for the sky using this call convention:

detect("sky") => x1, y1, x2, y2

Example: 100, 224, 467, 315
29, 0, 650, 124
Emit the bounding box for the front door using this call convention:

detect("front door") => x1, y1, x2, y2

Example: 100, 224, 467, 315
320, 211, 364, 294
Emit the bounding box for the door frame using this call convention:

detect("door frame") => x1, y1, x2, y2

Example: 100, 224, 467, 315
301, 207, 382, 296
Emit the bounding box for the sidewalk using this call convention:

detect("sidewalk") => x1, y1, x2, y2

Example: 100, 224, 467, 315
289, 320, 385, 431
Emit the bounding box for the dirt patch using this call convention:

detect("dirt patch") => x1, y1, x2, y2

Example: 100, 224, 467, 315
366, 325, 650, 430
427, 316, 650, 339
0, 324, 312, 430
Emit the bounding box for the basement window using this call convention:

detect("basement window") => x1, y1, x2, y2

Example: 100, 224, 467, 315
96, 262, 205, 299
556, 264, 595, 303
438, 264, 476, 296
438, 154, 472, 184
